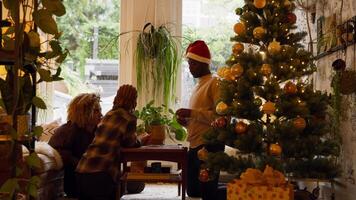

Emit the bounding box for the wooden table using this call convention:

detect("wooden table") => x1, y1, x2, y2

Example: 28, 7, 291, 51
118, 145, 188, 200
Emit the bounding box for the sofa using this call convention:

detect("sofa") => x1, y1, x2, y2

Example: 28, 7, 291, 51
22, 141, 64, 200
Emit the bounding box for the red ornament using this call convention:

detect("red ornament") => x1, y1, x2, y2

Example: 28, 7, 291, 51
212, 117, 227, 128
199, 169, 210, 182
287, 13, 297, 24
234, 121, 248, 134
284, 81, 297, 94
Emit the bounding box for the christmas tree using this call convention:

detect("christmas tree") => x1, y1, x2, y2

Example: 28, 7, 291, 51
202, 0, 341, 180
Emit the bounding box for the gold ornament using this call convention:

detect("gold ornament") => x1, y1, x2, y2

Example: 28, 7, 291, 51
198, 148, 209, 161
199, 169, 210, 182
284, 81, 297, 94
234, 22, 246, 36
260, 64, 272, 76
284, 0, 292, 9
293, 116, 306, 130
217, 67, 228, 78
262, 101, 276, 114
269, 143, 282, 156
216, 101, 228, 115
223, 68, 235, 81
253, 26, 266, 39
232, 43, 244, 55
234, 121, 248, 134
231, 63, 244, 78
254, 0, 266, 9
268, 39, 281, 55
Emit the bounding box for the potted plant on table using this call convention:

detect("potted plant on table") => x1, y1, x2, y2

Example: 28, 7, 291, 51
135, 100, 187, 145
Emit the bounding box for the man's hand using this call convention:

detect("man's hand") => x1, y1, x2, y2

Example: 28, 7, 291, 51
137, 132, 151, 145
175, 108, 192, 126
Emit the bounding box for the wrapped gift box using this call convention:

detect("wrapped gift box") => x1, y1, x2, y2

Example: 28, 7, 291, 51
227, 165, 294, 200
227, 179, 293, 200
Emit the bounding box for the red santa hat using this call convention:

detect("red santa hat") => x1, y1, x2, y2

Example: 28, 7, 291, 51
185, 40, 211, 64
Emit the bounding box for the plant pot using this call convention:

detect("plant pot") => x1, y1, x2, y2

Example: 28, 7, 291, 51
148, 125, 167, 145
0, 115, 31, 139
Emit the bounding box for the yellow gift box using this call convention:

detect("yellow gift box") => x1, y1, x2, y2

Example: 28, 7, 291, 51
227, 166, 294, 200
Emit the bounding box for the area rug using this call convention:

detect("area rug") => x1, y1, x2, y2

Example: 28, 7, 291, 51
121, 183, 201, 200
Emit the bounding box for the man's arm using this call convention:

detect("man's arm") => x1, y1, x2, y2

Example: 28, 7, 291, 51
190, 78, 220, 124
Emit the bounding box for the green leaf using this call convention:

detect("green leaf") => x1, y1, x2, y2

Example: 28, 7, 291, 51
26, 152, 41, 169
33, 9, 59, 34
49, 40, 62, 53
15, 166, 23, 177
37, 68, 52, 82
9, 127, 18, 140
32, 96, 47, 109
42, 0, 66, 16
33, 126, 44, 137
3, 26, 15, 35
55, 51, 68, 64
27, 176, 40, 198
0, 178, 18, 199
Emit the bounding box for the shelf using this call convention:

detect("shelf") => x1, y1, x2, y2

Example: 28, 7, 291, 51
315, 40, 356, 60
0, 49, 15, 65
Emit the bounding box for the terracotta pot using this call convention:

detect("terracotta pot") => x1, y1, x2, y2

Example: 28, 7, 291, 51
148, 125, 167, 145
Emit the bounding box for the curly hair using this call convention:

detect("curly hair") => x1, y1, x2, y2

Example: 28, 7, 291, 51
67, 93, 101, 128
112, 84, 137, 111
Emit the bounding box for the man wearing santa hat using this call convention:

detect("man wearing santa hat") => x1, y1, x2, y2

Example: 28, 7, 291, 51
176, 40, 224, 200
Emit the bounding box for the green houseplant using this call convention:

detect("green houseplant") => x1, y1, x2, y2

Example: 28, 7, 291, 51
135, 100, 187, 144
0, 0, 67, 199
135, 23, 182, 109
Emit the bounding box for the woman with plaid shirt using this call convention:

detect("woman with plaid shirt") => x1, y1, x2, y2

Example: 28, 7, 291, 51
76, 85, 150, 200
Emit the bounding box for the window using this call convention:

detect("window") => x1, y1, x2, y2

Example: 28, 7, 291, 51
180, 0, 244, 107
43, 0, 121, 122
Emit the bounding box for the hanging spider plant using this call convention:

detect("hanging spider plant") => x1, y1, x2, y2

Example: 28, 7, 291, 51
135, 23, 181, 108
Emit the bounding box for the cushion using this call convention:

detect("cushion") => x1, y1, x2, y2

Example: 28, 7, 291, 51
39, 118, 62, 142
22, 141, 63, 173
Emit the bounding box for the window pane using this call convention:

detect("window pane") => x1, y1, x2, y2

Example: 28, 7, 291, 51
48, 0, 120, 122
181, 0, 244, 107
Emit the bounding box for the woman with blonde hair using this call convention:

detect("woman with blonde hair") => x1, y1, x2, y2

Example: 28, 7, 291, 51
49, 93, 102, 198
76, 85, 150, 200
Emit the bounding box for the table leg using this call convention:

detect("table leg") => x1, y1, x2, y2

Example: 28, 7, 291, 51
182, 159, 187, 200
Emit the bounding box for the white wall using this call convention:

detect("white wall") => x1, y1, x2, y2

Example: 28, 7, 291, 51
312, 0, 356, 199
119, 0, 182, 108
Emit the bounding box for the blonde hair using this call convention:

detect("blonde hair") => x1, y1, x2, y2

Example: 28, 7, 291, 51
67, 93, 100, 128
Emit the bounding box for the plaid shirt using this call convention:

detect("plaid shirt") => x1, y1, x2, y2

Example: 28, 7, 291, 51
76, 107, 139, 180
